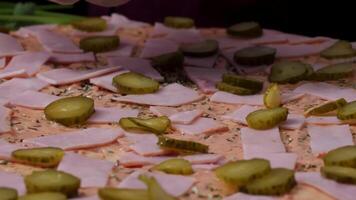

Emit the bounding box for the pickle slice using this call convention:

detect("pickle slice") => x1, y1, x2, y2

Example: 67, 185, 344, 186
0, 187, 18, 200
44, 96, 95, 126
234, 46, 276, 66
246, 107, 288, 130
98, 188, 149, 200
112, 72, 160, 94
71, 18, 107, 32
180, 39, 219, 57
152, 158, 193, 175
222, 73, 263, 91
119, 116, 170, 134
320, 40, 356, 59
24, 170, 80, 197
216, 82, 260, 95
157, 136, 209, 154
12, 147, 64, 168
323, 145, 356, 168
311, 63, 354, 81
164, 16, 195, 29
337, 101, 356, 120
18, 192, 67, 200
79, 35, 119, 53
119, 118, 151, 133
151, 51, 184, 71
139, 175, 177, 200
227, 22, 263, 38
241, 168, 296, 196
321, 166, 356, 184
268, 61, 309, 84
263, 84, 281, 109
215, 159, 271, 186
304, 98, 347, 117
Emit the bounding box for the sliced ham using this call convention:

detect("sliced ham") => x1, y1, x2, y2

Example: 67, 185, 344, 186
244, 152, 297, 169
0, 106, 11, 134
215, 37, 252, 50
37, 66, 120, 85
266, 41, 334, 58
296, 172, 356, 200
184, 66, 226, 93
0, 171, 26, 195
140, 38, 179, 58
280, 114, 305, 130
192, 164, 219, 171
184, 54, 218, 68
119, 152, 171, 167
149, 106, 203, 124
96, 43, 134, 58
118, 171, 196, 197
34, 29, 82, 53
102, 13, 150, 29
107, 56, 163, 81
58, 153, 114, 187
165, 30, 203, 44
88, 107, 139, 124
307, 125, 353, 154
13, 24, 56, 38
0, 139, 22, 160
283, 33, 331, 45
49, 52, 95, 64
0, 58, 5, 69
224, 193, 279, 200
183, 154, 225, 165
8, 90, 59, 109
0, 78, 49, 100
70, 196, 100, 200
125, 133, 168, 156
222, 105, 260, 125
150, 22, 197, 37
306, 116, 343, 125
174, 117, 228, 135
89, 70, 129, 92
281, 92, 305, 104
240, 127, 285, 157
0, 33, 24, 57
0, 52, 50, 79
112, 83, 204, 107
24, 128, 124, 150
210, 91, 263, 106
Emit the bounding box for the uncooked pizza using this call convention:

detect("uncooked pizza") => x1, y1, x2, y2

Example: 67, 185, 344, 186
1, 7, 356, 200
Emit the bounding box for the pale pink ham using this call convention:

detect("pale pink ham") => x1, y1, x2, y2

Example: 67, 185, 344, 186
58, 153, 114, 187
250, 29, 289, 45
266, 41, 334, 58
0, 171, 26, 195
8, 90, 59, 109
244, 152, 297, 169
49, 0, 79, 5
24, 128, 124, 150
296, 172, 356, 200
103, 13, 150, 29
125, 133, 168, 156
241, 127, 285, 156
192, 164, 219, 171
49, 52, 95, 64
222, 105, 260, 125
184, 67, 226, 93
283, 33, 331, 45
215, 37, 252, 50
118, 171, 196, 197
89, 70, 129, 92
165, 30, 203, 44
224, 193, 279, 200
108, 56, 163, 81
0, 52, 50, 79
0, 78, 48, 100
306, 116, 343, 125
149, 106, 203, 124
174, 117, 228, 135
88, 107, 139, 124
0, 139, 22, 160
0, 33, 24, 57
112, 83, 204, 107
307, 125, 353, 154
0, 58, 5, 69
280, 114, 305, 130
184, 54, 219, 68
183, 154, 225, 165
70, 196, 100, 200
0, 106, 11, 134
37, 66, 120, 85
34, 29, 82, 53
150, 22, 197, 37
119, 152, 171, 167
140, 38, 179, 58
210, 91, 263, 106
96, 43, 134, 58
14, 24, 56, 38
281, 92, 305, 104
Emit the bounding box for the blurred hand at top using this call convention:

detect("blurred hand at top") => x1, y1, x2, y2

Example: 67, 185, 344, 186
49, 0, 130, 7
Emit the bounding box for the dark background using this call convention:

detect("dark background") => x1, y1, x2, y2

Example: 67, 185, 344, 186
10, 0, 356, 41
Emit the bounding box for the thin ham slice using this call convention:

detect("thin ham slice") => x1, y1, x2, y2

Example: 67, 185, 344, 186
0, 33, 24, 57
307, 125, 353, 154
241, 127, 285, 156
0, 78, 49, 100
0, 58, 5, 69
183, 154, 225, 165
266, 41, 334, 58
0, 139, 22, 160
119, 152, 171, 167
88, 107, 139, 124
149, 106, 203, 124
281, 92, 305, 104
165, 30, 203, 44
210, 91, 263, 106
0, 52, 50, 79
296, 172, 356, 200
184, 66, 226, 93
58, 153, 114, 187
8, 90, 59, 109
37, 66, 120, 85
108, 56, 163, 81
112, 83, 204, 107
222, 105, 260, 125
89, 70, 129, 92
244, 152, 297, 169
49, 52, 95, 64
215, 37, 252, 50
284, 33, 331, 45
140, 38, 179, 58
125, 133, 168, 156
70, 196, 100, 200
118, 171, 196, 197
0, 171, 26, 195
34, 29, 82, 53
102, 14, 150, 29
280, 114, 305, 130
96, 43, 134, 58
174, 117, 228, 135
150, 22, 197, 37
306, 116, 343, 125
224, 193, 279, 200
184, 54, 218, 68
0, 106, 11, 134
14, 24, 56, 38
24, 128, 124, 150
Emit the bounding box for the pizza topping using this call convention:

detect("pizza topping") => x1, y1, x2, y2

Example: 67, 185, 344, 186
119, 152, 170, 167
280, 114, 305, 130
0, 171, 26, 196
71, 17, 107, 32
140, 38, 179, 58
184, 66, 226, 93
211, 91, 263, 105
0, 187, 17, 200
49, 52, 95, 64
222, 74, 264, 91
126, 133, 169, 156
139, 175, 177, 200
0, 58, 5, 69
263, 84, 281, 109
98, 188, 148, 200
305, 98, 347, 117
149, 106, 203, 125
246, 107, 288, 130
338, 101, 356, 120
268, 61, 309, 84
79, 36, 120, 53
152, 158, 193, 175
0, 106, 12, 134
151, 51, 184, 72
224, 193, 278, 200
320, 40, 356, 59
216, 82, 260, 95
0, 78, 48, 100
222, 105, 260, 125
305, 116, 343, 125
9, 91, 60, 110
173, 117, 228, 135
18, 192, 67, 200
164, 16, 195, 29
311, 63, 354, 81
112, 72, 160, 94
11, 147, 64, 168
24, 170, 80, 197
34, 29, 82, 53
244, 153, 297, 170
227, 22, 263, 38
321, 166, 356, 184
234, 46, 276, 66
44, 96, 94, 126
90, 70, 128, 92
88, 107, 139, 124
120, 116, 170, 134
323, 145, 356, 168
0, 32, 24, 57
180, 39, 219, 57
157, 135, 209, 154
266, 42, 334, 58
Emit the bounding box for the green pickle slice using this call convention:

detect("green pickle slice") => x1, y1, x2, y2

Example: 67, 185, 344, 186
112, 72, 160, 94
216, 82, 260, 96
24, 170, 80, 197
241, 168, 296, 196
12, 147, 64, 168
246, 107, 288, 130
215, 159, 271, 186
139, 175, 177, 200
234, 46, 276, 66
152, 158, 193, 175
222, 73, 263, 91
264, 84, 281, 109
119, 116, 170, 134
98, 188, 149, 200
71, 18, 107, 32
79, 35, 119, 53
18, 192, 67, 200
337, 101, 356, 120
321, 166, 356, 184
227, 22, 263, 38
157, 136, 209, 154
180, 39, 219, 57
304, 98, 347, 117
269, 61, 309, 84
311, 63, 354, 81
164, 16, 195, 29
0, 187, 18, 200
44, 96, 94, 126
323, 145, 356, 168
151, 51, 184, 71
320, 40, 356, 59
